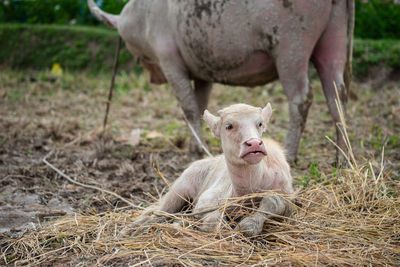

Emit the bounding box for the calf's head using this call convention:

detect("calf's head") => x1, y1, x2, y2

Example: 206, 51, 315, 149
203, 103, 272, 165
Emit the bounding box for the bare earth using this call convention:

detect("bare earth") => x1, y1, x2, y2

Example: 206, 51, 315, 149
0, 69, 399, 264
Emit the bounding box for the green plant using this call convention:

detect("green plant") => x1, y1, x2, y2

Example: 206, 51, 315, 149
296, 175, 310, 188
370, 125, 386, 151
355, 0, 400, 39
353, 38, 400, 77
296, 162, 327, 188
309, 162, 321, 181
387, 135, 400, 149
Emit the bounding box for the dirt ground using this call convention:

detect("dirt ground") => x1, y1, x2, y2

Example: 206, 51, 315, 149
0, 69, 399, 264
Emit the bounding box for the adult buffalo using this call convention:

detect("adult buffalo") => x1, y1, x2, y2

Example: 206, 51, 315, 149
88, 0, 354, 164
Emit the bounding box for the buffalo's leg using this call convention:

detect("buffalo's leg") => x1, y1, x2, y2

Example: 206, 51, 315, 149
194, 79, 212, 115
192, 79, 212, 153
312, 0, 348, 166
158, 47, 205, 154
276, 57, 313, 163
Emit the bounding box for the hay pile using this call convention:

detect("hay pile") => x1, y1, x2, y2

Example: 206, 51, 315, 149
1, 152, 399, 266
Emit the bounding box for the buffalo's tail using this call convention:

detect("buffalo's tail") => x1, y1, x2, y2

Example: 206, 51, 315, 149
344, 0, 355, 100
88, 0, 119, 29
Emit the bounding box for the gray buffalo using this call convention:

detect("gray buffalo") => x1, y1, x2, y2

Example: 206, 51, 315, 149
88, 0, 354, 164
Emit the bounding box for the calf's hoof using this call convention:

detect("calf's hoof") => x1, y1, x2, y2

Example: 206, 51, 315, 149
199, 221, 223, 233
120, 214, 158, 236
235, 217, 264, 237
199, 224, 214, 233
121, 223, 142, 236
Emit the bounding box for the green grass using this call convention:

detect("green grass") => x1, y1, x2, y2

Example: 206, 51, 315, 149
0, 24, 135, 73
353, 38, 400, 77
1, 24, 400, 79
296, 162, 329, 188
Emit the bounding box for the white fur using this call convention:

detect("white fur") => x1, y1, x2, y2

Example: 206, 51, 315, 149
130, 103, 293, 236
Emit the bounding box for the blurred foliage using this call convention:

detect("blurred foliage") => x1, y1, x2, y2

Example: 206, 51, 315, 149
1, 1, 400, 76
0, 0, 128, 25
1, 24, 399, 77
355, 0, 400, 39
0, 24, 139, 73
0, 1, 399, 39
353, 38, 400, 76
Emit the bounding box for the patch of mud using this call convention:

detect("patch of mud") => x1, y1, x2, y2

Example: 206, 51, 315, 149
0, 115, 193, 238
0, 191, 73, 237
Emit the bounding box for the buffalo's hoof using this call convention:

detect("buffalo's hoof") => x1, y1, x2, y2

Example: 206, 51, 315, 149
336, 152, 348, 168
189, 138, 205, 157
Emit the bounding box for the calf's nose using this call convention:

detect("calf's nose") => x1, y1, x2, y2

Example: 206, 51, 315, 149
244, 138, 263, 147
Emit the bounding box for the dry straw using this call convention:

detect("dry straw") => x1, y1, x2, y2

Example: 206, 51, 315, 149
1, 88, 399, 266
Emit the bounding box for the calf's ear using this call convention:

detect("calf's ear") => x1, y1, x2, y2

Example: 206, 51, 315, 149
262, 103, 273, 124
203, 110, 221, 138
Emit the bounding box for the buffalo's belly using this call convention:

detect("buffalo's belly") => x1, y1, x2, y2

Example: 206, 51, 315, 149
169, 0, 279, 86
187, 51, 278, 86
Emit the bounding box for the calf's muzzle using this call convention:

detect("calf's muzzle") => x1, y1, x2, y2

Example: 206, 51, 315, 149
240, 138, 267, 164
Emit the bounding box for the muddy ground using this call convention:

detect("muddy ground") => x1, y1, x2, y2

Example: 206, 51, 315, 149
0, 69, 399, 263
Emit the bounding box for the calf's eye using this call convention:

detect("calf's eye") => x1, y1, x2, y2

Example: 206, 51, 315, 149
258, 122, 263, 128
226, 124, 233, 130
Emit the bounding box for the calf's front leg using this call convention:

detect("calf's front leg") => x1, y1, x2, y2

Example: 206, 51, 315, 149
121, 160, 207, 235
121, 188, 190, 235
198, 209, 226, 233
235, 195, 292, 237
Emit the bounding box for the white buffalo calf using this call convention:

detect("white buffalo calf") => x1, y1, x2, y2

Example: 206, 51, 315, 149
131, 103, 293, 237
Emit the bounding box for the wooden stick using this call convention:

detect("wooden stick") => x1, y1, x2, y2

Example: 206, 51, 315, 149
103, 36, 122, 131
